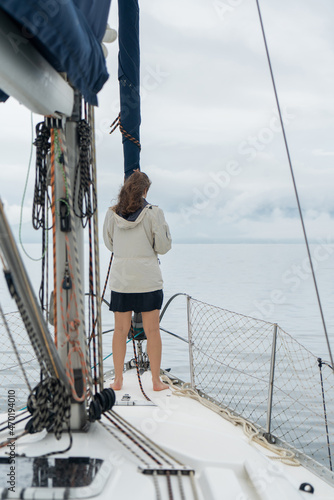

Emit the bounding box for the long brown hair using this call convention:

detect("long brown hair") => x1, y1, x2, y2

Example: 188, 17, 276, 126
113, 170, 152, 216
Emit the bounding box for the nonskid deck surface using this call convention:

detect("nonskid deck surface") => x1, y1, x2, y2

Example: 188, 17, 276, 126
0, 369, 333, 499
107, 369, 334, 499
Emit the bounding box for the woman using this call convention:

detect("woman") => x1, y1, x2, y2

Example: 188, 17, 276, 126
103, 170, 172, 391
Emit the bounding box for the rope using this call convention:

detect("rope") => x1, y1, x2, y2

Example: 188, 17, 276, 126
101, 411, 199, 500
59, 235, 88, 402
89, 104, 104, 391
73, 119, 97, 227
19, 113, 49, 263
255, 0, 334, 370
31, 120, 52, 314
88, 253, 113, 346
0, 430, 28, 449
161, 375, 300, 467
0, 413, 30, 433
189, 472, 199, 500
50, 128, 58, 346
166, 471, 174, 500
26, 377, 71, 440
109, 112, 141, 150
102, 254, 113, 302
32, 122, 51, 230
177, 471, 186, 500
88, 216, 98, 393
152, 471, 161, 500
130, 324, 151, 401
57, 128, 93, 397
111, 410, 177, 467
99, 417, 162, 500
101, 413, 154, 465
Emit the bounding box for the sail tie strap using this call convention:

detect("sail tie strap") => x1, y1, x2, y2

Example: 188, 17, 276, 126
109, 112, 141, 150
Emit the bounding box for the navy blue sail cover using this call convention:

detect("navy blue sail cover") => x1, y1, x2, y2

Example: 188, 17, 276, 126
118, 0, 141, 178
0, 0, 111, 105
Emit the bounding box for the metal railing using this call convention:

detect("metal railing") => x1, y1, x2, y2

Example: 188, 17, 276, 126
186, 295, 334, 482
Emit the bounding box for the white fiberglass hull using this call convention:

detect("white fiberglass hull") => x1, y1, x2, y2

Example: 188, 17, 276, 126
1, 368, 333, 500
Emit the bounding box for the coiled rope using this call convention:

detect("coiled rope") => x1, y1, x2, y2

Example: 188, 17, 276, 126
26, 377, 70, 440
73, 119, 97, 227
32, 122, 51, 230
161, 375, 299, 467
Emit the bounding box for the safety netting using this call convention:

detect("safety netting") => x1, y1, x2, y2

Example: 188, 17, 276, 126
0, 311, 44, 410
187, 297, 334, 474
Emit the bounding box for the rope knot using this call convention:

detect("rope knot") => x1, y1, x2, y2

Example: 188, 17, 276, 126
69, 318, 80, 333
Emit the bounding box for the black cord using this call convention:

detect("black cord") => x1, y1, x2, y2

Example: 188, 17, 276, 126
255, 0, 334, 369
73, 120, 97, 227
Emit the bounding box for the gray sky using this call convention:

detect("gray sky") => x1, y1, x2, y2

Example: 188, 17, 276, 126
1, 0, 334, 243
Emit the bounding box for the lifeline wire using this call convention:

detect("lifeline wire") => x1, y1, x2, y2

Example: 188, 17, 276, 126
255, 0, 334, 369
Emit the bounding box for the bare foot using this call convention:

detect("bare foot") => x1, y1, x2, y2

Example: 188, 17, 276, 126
153, 380, 169, 391
110, 378, 123, 390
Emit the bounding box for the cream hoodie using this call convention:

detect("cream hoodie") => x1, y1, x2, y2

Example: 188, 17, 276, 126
103, 205, 172, 293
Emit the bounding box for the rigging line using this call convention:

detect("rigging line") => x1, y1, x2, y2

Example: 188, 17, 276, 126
109, 411, 185, 468
110, 410, 176, 467
18, 113, 47, 262
50, 128, 58, 347
0, 201, 59, 379
88, 252, 113, 345
255, 0, 334, 370
89, 103, 104, 390
0, 413, 30, 433
88, 216, 98, 392
0, 302, 32, 391
57, 127, 93, 396
130, 324, 151, 402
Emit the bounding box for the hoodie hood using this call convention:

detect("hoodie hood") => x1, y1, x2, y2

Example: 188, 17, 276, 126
113, 204, 151, 230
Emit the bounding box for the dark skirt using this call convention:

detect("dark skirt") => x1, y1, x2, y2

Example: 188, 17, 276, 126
109, 290, 163, 313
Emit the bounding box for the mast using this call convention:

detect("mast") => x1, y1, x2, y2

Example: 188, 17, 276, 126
0, 0, 112, 433
51, 94, 89, 430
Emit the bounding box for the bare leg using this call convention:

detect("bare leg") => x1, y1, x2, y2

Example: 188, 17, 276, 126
141, 310, 169, 391
110, 311, 132, 390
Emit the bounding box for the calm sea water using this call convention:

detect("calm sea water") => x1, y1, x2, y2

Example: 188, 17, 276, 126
1, 242, 334, 397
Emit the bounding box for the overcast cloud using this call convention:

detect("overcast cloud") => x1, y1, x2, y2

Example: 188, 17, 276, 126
1, 0, 334, 243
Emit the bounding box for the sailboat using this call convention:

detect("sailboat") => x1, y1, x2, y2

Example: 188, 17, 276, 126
0, 0, 334, 499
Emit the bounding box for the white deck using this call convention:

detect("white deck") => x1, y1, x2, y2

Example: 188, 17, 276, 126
0, 368, 333, 499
